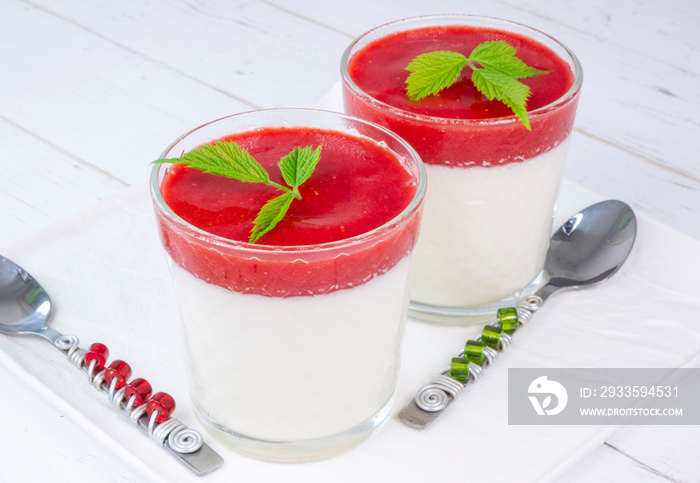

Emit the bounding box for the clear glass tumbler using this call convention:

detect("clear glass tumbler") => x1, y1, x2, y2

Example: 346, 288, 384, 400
341, 15, 583, 323
150, 109, 425, 461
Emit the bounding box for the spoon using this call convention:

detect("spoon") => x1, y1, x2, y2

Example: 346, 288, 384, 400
0, 255, 223, 475
398, 199, 637, 429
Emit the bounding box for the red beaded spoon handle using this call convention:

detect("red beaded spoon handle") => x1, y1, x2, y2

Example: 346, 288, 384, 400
54, 337, 224, 475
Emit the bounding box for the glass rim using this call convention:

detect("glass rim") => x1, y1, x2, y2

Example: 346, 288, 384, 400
340, 14, 584, 127
150, 107, 427, 255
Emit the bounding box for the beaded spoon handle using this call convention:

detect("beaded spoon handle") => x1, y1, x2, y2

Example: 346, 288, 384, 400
398, 298, 542, 429
0, 255, 223, 475
55, 337, 224, 475
398, 200, 637, 429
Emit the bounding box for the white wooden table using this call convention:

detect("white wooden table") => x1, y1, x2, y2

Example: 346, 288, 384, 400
1, 1, 698, 481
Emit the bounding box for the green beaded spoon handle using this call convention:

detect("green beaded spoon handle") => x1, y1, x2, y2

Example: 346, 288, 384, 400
398, 200, 637, 429
398, 298, 541, 429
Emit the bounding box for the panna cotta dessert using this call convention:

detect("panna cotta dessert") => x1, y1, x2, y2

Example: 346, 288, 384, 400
150, 109, 425, 461
341, 15, 582, 321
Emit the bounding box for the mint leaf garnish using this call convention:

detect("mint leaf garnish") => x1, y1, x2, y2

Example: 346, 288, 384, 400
406, 51, 468, 101
154, 141, 322, 243
469, 41, 547, 79
471, 69, 531, 128
405, 40, 548, 130
278, 145, 322, 200
250, 191, 296, 243
153, 141, 270, 183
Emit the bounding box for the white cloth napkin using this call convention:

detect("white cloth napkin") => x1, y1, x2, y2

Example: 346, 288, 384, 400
2, 89, 700, 482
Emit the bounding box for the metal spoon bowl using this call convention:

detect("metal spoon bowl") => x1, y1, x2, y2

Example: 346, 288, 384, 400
0, 257, 58, 342
538, 199, 637, 301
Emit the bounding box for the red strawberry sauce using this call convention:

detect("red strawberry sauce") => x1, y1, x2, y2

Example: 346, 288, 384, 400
343, 25, 579, 167
154, 126, 422, 297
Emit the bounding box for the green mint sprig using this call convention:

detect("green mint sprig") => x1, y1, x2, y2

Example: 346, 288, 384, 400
405, 40, 548, 130
154, 142, 321, 243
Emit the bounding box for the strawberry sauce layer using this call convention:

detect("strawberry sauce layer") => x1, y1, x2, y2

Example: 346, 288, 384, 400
344, 25, 580, 167
154, 127, 421, 297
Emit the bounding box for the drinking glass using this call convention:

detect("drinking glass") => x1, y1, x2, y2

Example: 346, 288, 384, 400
150, 108, 426, 461
341, 15, 583, 323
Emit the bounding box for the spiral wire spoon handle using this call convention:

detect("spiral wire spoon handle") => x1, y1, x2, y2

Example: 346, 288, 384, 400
54, 336, 222, 474
398, 296, 540, 429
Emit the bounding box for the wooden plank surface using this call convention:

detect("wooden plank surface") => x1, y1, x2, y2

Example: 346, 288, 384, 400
2, 0, 698, 243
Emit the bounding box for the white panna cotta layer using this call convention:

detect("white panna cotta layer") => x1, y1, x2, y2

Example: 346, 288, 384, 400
410, 137, 570, 308
169, 256, 411, 442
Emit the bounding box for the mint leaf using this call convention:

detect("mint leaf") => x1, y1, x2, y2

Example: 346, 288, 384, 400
249, 191, 295, 243
469, 41, 548, 80
405, 51, 468, 101
471, 68, 532, 129
404, 40, 548, 129
278, 145, 322, 197
469, 40, 517, 64
153, 141, 270, 184
154, 141, 322, 244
